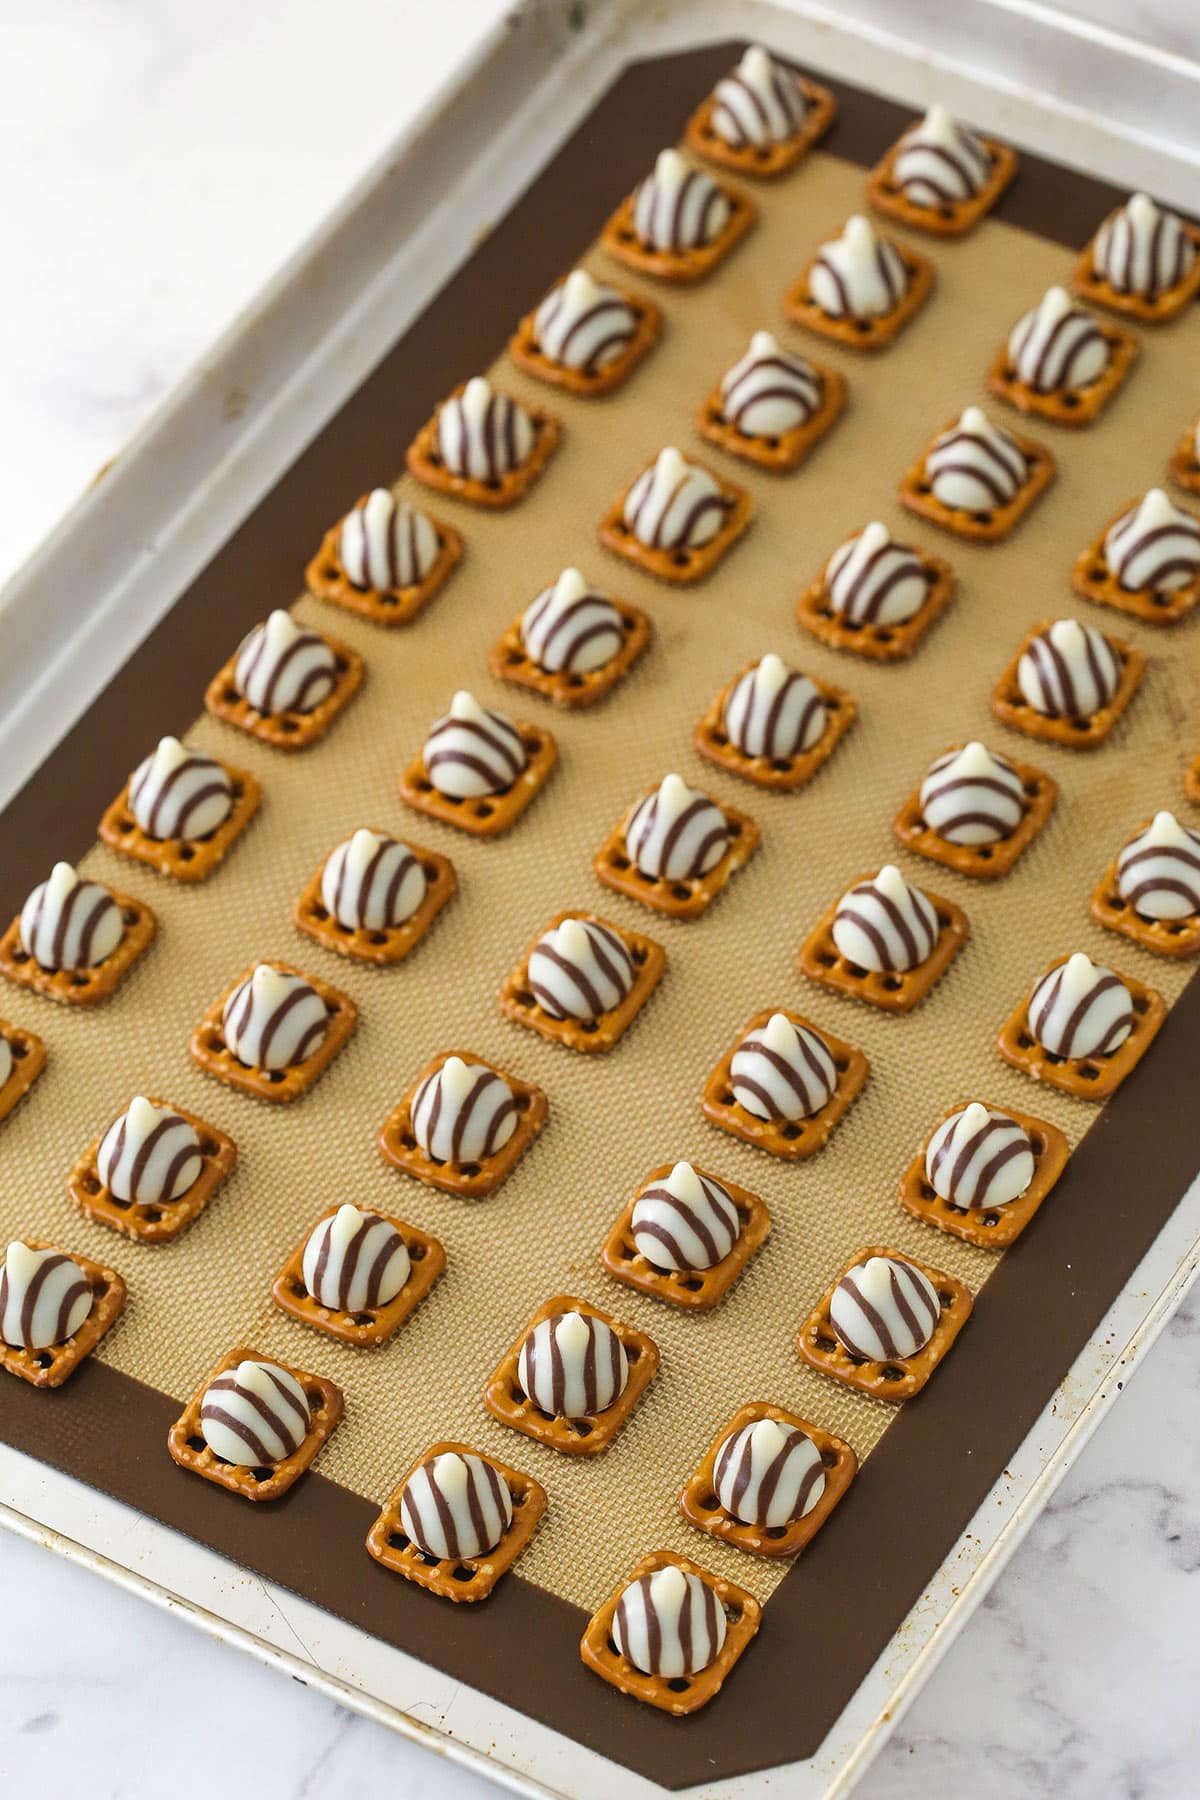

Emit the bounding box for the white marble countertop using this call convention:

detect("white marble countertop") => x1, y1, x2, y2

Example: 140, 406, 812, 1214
2, 4, 1197, 1796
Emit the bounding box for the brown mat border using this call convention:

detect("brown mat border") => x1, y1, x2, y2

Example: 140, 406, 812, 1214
0, 41, 1197, 1792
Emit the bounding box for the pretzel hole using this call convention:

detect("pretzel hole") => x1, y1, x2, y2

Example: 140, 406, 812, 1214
983, 1211, 1001, 1228
881, 1363, 906, 1381
672, 552, 691, 569
814, 1332, 837, 1353
352, 1312, 375, 1327
290, 1280, 308, 1299
881, 975, 902, 992
1062, 392, 1081, 409
251, 1467, 273, 1483
388, 1530, 410, 1551
678, 1275, 703, 1291
820, 1448, 839, 1469
34, 1351, 53, 1368
9, 1039, 26, 1060
279, 718, 299, 734
69, 974, 90, 988
451, 1564, 475, 1582
474, 803, 494, 819
611, 853, 630, 871
781, 1123, 802, 1140
671, 884, 692, 901
770, 757, 793, 773
568, 1418, 594, 1437
667, 1678, 691, 1693
853, 318, 872, 336
1133, 994, 1149, 1015
188, 1435, 206, 1453
81, 1173, 101, 1195
972, 512, 993, 526
915, 481, 931, 496
625, 1343, 643, 1364
1078, 1063, 1100, 1081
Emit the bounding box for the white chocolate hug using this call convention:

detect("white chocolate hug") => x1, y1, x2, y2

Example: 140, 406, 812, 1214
730, 1011, 837, 1121
919, 741, 1025, 845
339, 489, 440, 590
718, 331, 823, 437
623, 447, 727, 550
200, 1359, 310, 1465
222, 964, 328, 1071
1116, 810, 1200, 921
714, 1417, 826, 1527
97, 1096, 203, 1204
0, 1241, 94, 1350
1093, 193, 1195, 298
128, 737, 233, 840
527, 916, 635, 1022
1007, 286, 1109, 392
301, 1203, 410, 1312
710, 45, 806, 148
19, 862, 124, 971
411, 1055, 518, 1165
517, 1309, 628, 1418
520, 569, 624, 675
625, 773, 728, 882
422, 690, 527, 799
400, 1450, 513, 1560
234, 610, 338, 715
631, 1162, 741, 1272
632, 148, 730, 252
892, 106, 991, 206
1104, 489, 1200, 594
533, 269, 638, 374
723, 653, 825, 758
926, 406, 1027, 513
809, 214, 909, 319
832, 865, 939, 973
436, 377, 535, 482
925, 1103, 1034, 1209
825, 521, 929, 626
830, 1254, 940, 1361
1017, 618, 1121, 720
1027, 952, 1133, 1059
321, 829, 425, 931
614, 1565, 726, 1679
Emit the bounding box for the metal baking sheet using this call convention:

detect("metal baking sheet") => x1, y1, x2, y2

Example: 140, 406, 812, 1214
2, 3, 1199, 1795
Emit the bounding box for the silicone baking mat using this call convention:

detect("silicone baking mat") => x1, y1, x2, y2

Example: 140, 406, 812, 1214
1, 44, 1197, 1790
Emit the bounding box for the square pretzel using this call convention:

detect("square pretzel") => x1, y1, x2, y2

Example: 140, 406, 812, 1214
899, 422, 1055, 542
866, 134, 1018, 237
580, 1549, 761, 1714
695, 363, 846, 471
986, 322, 1137, 429
483, 1292, 658, 1456
1074, 218, 1200, 323
892, 748, 1058, 880
694, 665, 856, 790
1070, 502, 1200, 626
271, 1205, 445, 1346
487, 598, 651, 710
798, 879, 969, 1014
797, 1244, 973, 1401
293, 834, 456, 966
0, 1020, 46, 1125
204, 631, 363, 751
166, 1343, 343, 1502
679, 1401, 857, 1557
700, 1006, 869, 1159
1169, 418, 1200, 496
0, 892, 156, 1008
782, 243, 934, 351
600, 1164, 770, 1311
685, 75, 837, 178
597, 460, 752, 586
996, 954, 1166, 1100
305, 501, 463, 626
189, 959, 357, 1105
594, 791, 760, 921
1091, 842, 1200, 959
366, 1440, 546, 1601
67, 1098, 237, 1244
98, 763, 261, 883
0, 1242, 126, 1390
406, 387, 561, 510
498, 910, 665, 1054
796, 547, 956, 663
990, 621, 1145, 750
600, 181, 755, 285
898, 1102, 1070, 1249
377, 1049, 548, 1199
508, 281, 662, 397
398, 721, 557, 838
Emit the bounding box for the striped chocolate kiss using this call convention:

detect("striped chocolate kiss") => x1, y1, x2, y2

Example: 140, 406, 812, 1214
631, 1162, 740, 1272
925, 1102, 1034, 1210
410, 1055, 518, 1166
422, 689, 527, 800
613, 1564, 726, 1679
19, 861, 124, 973
200, 1359, 311, 1466
517, 1310, 628, 1420
730, 1011, 837, 1121
713, 1417, 825, 1528
1116, 810, 1200, 922
400, 1450, 513, 1561
1027, 951, 1133, 1060
301, 1203, 410, 1314
829, 1254, 940, 1361
1016, 618, 1122, 722
527, 916, 634, 1022
919, 741, 1025, 846
831, 864, 939, 974
97, 1096, 203, 1205
233, 610, 338, 716
0, 1241, 94, 1351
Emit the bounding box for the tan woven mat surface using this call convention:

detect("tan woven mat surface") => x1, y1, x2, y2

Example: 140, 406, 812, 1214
2, 147, 1196, 1610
